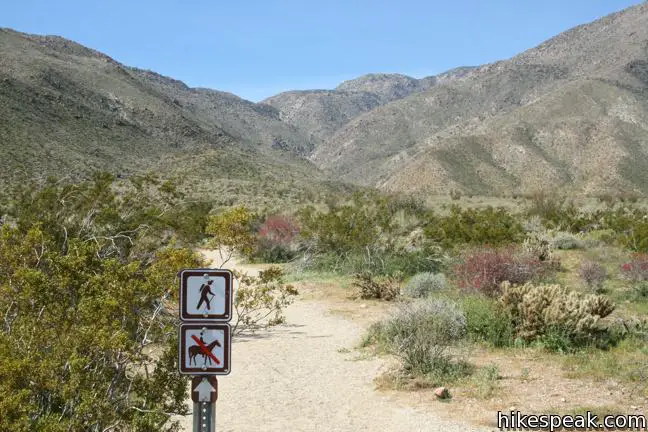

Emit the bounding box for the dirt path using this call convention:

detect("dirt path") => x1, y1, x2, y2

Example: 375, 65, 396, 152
177, 251, 489, 431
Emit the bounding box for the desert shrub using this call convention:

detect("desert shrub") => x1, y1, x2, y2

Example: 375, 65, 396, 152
460, 296, 515, 347
258, 214, 299, 244
620, 253, 648, 281
252, 214, 299, 263
296, 194, 393, 255
403, 272, 447, 298
552, 232, 583, 250
599, 208, 648, 252
303, 244, 443, 277
206, 205, 255, 264
525, 191, 593, 233
253, 238, 295, 263
0, 175, 212, 431
452, 247, 553, 297
365, 299, 467, 378
352, 271, 401, 301
500, 281, 615, 349
522, 215, 545, 233
231, 266, 299, 334
423, 205, 525, 249
579, 260, 608, 292
610, 317, 648, 341
583, 229, 617, 246
633, 281, 648, 299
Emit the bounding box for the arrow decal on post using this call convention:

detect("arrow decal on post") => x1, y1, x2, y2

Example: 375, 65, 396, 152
195, 379, 216, 402
191, 376, 218, 403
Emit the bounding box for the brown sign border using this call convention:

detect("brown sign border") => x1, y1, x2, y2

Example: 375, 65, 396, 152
179, 269, 232, 321
179, 323, 231, 375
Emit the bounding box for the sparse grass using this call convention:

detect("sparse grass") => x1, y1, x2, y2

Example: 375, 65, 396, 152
464, 363, 500, 399
550, 405, 627, 419
561, 337, 648, 397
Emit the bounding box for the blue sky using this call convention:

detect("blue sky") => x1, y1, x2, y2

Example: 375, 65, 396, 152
2, 0, 642, 101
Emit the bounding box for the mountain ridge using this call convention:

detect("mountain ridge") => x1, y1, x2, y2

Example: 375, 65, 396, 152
2, 2, 648, 198
310, 2, 648, 196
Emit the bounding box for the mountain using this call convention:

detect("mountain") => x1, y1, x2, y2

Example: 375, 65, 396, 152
2, 2, 648, 200
0, 28, 342, 206
260, 69, 474, 143
311, 2, 648, 196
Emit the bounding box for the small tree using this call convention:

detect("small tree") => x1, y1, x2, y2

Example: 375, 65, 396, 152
205, 206, 255, 265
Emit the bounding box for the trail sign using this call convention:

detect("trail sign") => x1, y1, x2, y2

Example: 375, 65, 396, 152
179, 323, 231, 375
192, 376, 218, 403
179, 269, 232, 321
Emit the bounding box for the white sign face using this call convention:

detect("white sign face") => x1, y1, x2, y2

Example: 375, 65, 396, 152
179, 269, 232, 321
179, 323, 231, 375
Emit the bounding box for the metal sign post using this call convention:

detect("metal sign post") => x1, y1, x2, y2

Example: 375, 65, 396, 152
193, 402, 216, 432
178, 269, 233, 432
192, 377, 218, 432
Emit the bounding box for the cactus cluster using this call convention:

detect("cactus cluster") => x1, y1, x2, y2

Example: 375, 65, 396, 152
522, 232, 554, 261
500, 281, 615, 342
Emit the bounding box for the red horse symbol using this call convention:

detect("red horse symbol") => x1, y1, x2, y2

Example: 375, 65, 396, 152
189, 337, 222, 366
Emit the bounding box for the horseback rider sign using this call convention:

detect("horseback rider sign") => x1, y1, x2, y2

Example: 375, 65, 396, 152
179, 269, 232, 321
179, 323, 231, 375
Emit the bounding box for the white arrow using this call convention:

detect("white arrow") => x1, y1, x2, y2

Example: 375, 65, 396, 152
195, 379, 215, 402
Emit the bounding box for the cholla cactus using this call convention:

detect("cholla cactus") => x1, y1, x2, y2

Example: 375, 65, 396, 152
522, 232, 553, 262
500, 281, 615, 342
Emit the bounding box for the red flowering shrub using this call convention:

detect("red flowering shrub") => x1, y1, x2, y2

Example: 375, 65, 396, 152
253, 214, 300, 263
620, 253, 648, 281
452, 247, 552, 297
259, 214, 299, 246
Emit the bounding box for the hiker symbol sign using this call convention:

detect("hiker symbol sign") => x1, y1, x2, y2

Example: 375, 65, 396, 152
179, 269, 232, 321
179, 323, 231, 375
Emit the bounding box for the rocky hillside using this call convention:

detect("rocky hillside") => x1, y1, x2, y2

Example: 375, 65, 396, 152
0, 28, 340, 205
2, 2, 648, 199
311, 2, 648, 196
261, 69, 474, 143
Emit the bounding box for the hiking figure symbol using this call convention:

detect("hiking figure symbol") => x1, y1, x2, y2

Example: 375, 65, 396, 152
197, 278, 215, 310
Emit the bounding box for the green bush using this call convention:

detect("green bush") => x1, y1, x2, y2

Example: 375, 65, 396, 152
365, 299, 467, 378
296, 192, 442, 276
424, 205, 524, 249
304, 247, 443, 277
252, 238, 296, 263
552, 232, 583, 250
460, 296, 515, 347
584, 229, 617, 246
525, 191, 593, 233
403, 272, 447, 298
599, 207, 648, 252
0, 175, 210, 431
632, 281, 648, 299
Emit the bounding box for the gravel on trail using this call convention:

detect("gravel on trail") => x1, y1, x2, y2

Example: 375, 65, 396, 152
177, 250, 489, 431
178, 302, 489, 431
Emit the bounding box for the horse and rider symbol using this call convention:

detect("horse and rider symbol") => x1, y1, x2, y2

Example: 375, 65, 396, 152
189, 329, 222, 366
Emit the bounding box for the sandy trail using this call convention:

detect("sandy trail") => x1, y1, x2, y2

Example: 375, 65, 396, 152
177, 251, 489, 432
